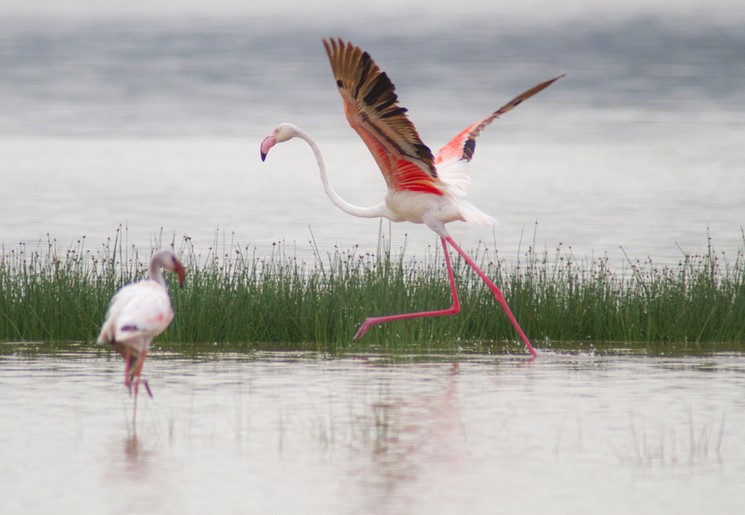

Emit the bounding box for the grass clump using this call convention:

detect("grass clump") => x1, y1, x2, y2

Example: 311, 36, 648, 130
1, 228, 744, 353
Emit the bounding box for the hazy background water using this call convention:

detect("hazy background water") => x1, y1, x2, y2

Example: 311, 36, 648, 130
1, 1, 744, 267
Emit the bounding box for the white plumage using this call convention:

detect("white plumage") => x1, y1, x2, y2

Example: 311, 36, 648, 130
98, 249, 185, 400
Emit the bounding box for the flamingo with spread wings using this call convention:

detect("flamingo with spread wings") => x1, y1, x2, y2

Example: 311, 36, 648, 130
261, 38, 563, 356
98, 249, 186, 417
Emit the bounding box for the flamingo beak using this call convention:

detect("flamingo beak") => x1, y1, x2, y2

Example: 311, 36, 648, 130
260, 134, 275, 161
174, 260, 186, 287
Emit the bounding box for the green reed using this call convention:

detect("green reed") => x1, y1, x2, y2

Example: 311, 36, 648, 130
1, 228, 744, 353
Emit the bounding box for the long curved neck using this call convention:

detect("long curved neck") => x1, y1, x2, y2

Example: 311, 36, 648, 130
293, 128, 385, 219
149, 264, 165, 286
148, 252, 167, 286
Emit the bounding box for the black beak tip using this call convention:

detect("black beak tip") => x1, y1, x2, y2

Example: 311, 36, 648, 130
260, 150, 267, 162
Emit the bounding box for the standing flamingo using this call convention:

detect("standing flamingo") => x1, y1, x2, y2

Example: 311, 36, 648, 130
98, 249, 186, 417
260, 38, 563, 356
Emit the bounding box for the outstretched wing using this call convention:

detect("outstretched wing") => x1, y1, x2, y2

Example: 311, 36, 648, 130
323, 37, 443, 196
435, 74, 565, 164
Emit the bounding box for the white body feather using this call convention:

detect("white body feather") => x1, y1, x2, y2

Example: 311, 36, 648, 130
97, 279, 174, 355
382, 155, 497, 234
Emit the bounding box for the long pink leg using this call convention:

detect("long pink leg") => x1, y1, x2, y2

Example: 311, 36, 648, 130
132, 351, 148, 398
123, 348, 132, 391
131, 351, 149, 424
132, 385, 138, 426
354, 237, 460, 340
444, 236, 537, 357
138, 351, 153, 398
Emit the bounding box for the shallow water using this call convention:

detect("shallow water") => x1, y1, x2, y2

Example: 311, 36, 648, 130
2, 344, 744, 514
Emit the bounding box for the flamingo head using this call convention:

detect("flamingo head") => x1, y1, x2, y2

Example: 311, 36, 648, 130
260, 123, 299, 161
168, 256, 187, 288
152, 250, 187, 287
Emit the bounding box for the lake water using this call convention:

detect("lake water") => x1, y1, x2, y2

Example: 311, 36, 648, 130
1, 11, 744, 268
1, 345, 745, 514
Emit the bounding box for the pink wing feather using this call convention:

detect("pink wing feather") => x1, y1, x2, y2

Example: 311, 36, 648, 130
436, 74, 565, 164
323, 38, 444, 196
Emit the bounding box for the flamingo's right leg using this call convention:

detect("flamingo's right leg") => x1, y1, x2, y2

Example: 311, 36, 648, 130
123, 347, 133, 393
354, 237, 460, 341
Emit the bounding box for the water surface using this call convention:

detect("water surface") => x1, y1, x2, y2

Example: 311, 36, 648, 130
1, 345, 744, 514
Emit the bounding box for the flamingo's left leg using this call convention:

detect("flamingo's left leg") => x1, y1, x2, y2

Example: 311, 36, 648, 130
131, 351, 148, 397
354, 237, 460, 340
138, 351, 153, 398
444, 236, 538, 357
